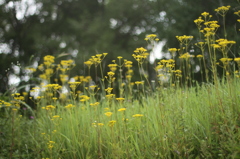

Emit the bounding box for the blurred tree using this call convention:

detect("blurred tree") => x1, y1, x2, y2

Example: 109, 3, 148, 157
0, 0, 239, 93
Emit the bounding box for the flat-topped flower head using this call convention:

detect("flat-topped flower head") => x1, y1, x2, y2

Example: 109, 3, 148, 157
118, 108, 126, 112
215, 5, 230, 16
105, 112, 113, 117
108, 120, 116, 127
133, 114, 144, 117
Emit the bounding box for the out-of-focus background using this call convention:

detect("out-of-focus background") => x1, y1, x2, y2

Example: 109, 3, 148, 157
0, 0, 239, 93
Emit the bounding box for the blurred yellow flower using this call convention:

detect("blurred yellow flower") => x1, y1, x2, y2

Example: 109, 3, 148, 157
105, 112, 113, 117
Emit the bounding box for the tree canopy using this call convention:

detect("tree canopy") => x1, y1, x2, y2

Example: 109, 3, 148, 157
0, 0, 239, 93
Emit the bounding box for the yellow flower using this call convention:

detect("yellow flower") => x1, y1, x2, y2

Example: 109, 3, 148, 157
118, 108, 126, 112
105, 112, 113, 117
168, 48, 177, 53
108, 120, 116, 127
90, 102, 100, 107
117, 56, 123, 59
105, 87, 113, 94
104, 107, 110, 111
45, 105, 56, 110
215, 5, 230, 16
133, 114, 144, 117
106, 94, 115, 100
107, 71, 115, 77
116, 97, 125, 101
98, 123, 104, 126
65, 104, 75, 109
135, 81, 144, 85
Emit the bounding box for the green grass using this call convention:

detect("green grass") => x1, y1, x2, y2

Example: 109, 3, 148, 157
1, 79, 240, 158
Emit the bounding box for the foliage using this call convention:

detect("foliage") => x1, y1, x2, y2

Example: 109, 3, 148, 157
1, 0, 240, 93
1, 1, 240, 158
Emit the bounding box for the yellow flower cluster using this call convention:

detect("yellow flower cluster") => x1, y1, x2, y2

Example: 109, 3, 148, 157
79, 95, 90, 102
47, 141, 55, 149
116, 97, 125, 102
234, 10, 240, 17
215, 5, 230, 16
132, 47, 149, 64
132, 114, 144, 117
85, 53, 108, 67
68, 81, 81, 90
90, 102, 100, 107
144, 34, 159, 43
105, 112, 113, 117
108, 63, 118, 72
43, 55, 55, 67
42, 105, 56, 110
234, 57, 240, 66
176, 35, 193, 45
118, 108, 126, 112
194, 17, 204, 29
135, 81, 144, 85
58, 59, 75, 74
108, 120, 116, 127
220, 58, 232, 66
0, 100, 11, 108
65, 104, 75, 109
179, 52, 194, 59
92, 122, 104, 127
216, 39, 236, 47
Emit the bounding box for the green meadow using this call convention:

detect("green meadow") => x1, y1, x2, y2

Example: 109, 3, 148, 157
1, 4, 240, 159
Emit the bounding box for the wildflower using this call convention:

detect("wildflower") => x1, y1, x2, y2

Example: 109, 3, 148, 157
108, 120, 116, 127
68, 82, 81, 90
98, 123, 104, 126
45, 105, 56, 110
105, 112, 113, 117
90, 102, 100, 107
105, 87, 113, 94
117, 56, 123, 59
196, 55, 203, 58
106, 94, 115, 100
47, 141, 55, 149
194, 17, 204, 28
201, 12, 212, 20
234, 10, 240, 17
133, 114, 144, 117
65, 104, 75, 109
168, 48, 177, 53
145, 34, 159, 42
84, 60, 93, 68
118, 108, 126, 112
176, 35, 193, 44
135, 81, 144, 85
116, 97, 125, 102
79, 95, 90, 102
146, 34, 157, 39
104, 107, 110, 111
107, 71, 115, 77
89, 85, 97, 90
215, 5, 230, 16
179, 52, 194, 59
108, 63, 117, 72
103, 53, 108, 56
